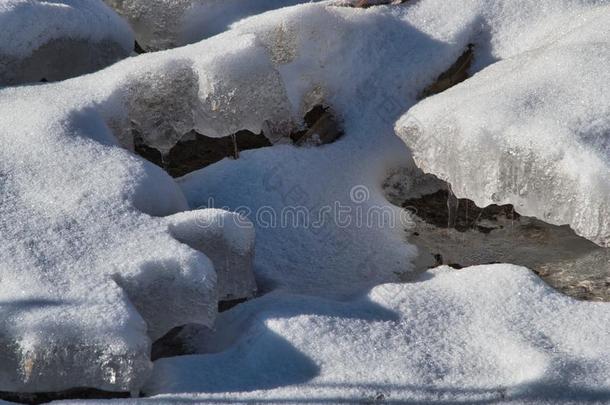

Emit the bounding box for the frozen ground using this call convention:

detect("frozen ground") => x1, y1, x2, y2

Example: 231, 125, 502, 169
0, 0, 607, 403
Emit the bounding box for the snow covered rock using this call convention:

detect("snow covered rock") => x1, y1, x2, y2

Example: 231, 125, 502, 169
105, 0, 323, 51
0, 1, 468, 390
0, 0, 133, 86
146, 265, 610, 403
0, 66, 256, 392
1, 0, 607, 396
396, 1, 610, 247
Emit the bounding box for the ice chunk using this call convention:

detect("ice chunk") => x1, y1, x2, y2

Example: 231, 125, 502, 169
111, 34, 294, 152
396, 35, 610, 246
146, 265, 610, 403
124, 58, 202, 154
0, 0, 133, 85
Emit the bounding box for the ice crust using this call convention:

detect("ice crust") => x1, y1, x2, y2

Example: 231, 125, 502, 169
145, 265, 610, 403
0, 0, 133, 85
396, 0, 610, 247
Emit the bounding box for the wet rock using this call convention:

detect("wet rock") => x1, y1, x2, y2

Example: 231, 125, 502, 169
384, 171, 610, 302
290, 105, 344, 146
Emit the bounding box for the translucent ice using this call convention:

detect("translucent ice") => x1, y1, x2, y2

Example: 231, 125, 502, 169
396, 4, 610, 246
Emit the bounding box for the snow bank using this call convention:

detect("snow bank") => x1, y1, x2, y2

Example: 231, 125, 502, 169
0, 0, 133, 85
396, 0, 610, 246
0, 1, 443, 391
105, 0, 323, 51
145, 265, 610, 403
0, 87, 228, 390
1, 0, 608, 396
0, 53, 256, 393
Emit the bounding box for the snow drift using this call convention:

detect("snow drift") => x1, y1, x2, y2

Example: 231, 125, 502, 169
0, 0, 607, 398
146, 265, 610, 403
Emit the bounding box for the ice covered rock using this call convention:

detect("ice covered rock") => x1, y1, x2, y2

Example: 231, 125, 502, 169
396, 3, 610, 246
104, 0, 323, 51
146, 265, 610, 403
109, 34, 294, 153
0, 0, 133, 86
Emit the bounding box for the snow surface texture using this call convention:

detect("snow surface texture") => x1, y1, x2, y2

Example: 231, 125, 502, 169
0, 0, 134, 85
104, 0, 323, 51
396, 0, 610, 247
0, 81, 255, 391
0, 0, 608, 399
178, 1, 478, 296
146, 265, 610, 403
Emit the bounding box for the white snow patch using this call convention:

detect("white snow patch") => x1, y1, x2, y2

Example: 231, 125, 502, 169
144, 265, 610, 403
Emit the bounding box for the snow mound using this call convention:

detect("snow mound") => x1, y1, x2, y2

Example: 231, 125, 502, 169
1, 0, 608, 396
0, 78, 254, 392
146, 265, 610, 403
0, 0, 133, 85
396, 1, 610, 247
105, 0, 323, 51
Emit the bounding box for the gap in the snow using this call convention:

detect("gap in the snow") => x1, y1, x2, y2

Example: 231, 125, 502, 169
135, 129, 272, 177
345, 0, 410, 9
384, 169, 610, 302
0, 389, 130, 405
150, 297, 251, 361
134, 104, 343, 177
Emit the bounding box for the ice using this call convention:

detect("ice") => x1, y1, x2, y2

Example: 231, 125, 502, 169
396, 2, 610, 247
104, 0, 192, 51
0, 0, 133, 85
105, 33, 295, 153
145, 265, 610, 403
104, 0, 323, 51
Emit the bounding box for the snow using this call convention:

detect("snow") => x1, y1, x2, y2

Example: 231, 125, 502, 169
144, 265, 610, 403
0, 0, 607, 399
0, 0, 133, 85
396, 0, 610, 247
104, 0, 323, 51
177, 2, 468, 296
0, 56, 256, 392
